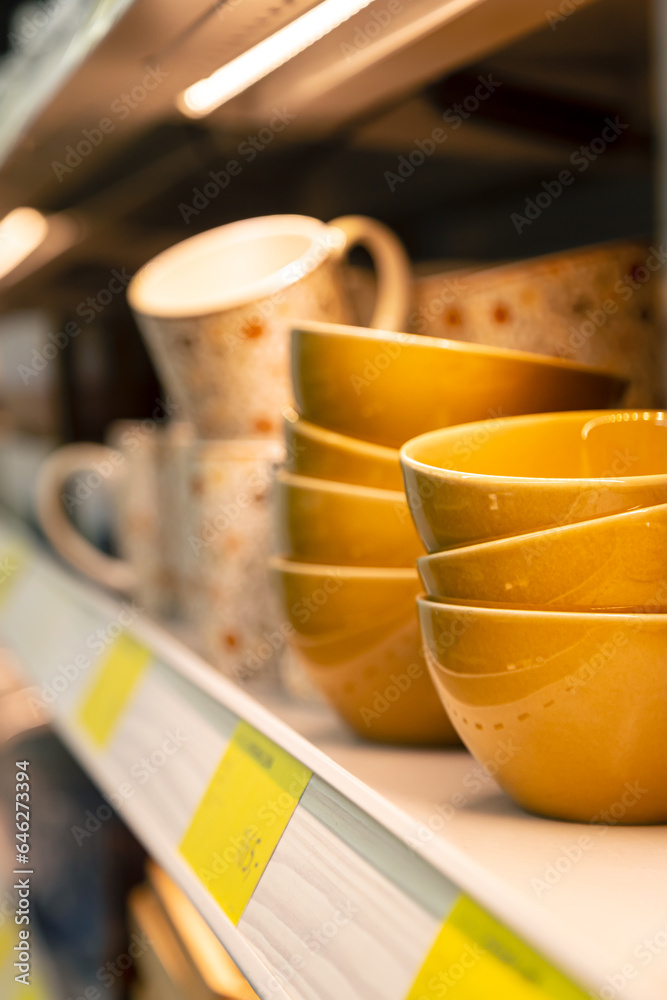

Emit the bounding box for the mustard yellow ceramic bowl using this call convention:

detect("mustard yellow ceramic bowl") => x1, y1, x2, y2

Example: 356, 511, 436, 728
401, 410, 667, 552
284, 417, 403, 489
418, 502, 667, 611
418, 597, 667, 823
269, 557, 458, 744
291, 321, 627, 448
274, 472, 423, 567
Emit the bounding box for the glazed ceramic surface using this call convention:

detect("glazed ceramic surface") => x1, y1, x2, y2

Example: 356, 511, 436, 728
291, 321, 627, 449
269, 558, 458, 745
418, 598, 667, 823
128, 215, 411, 438
36, 420, 190, 616
284, 417, 403, 490
401, 410, 667, 551
418, 502, 667, 610
274, 472, 423, 567
409, 239, 663, 407
181, 439, 285, 681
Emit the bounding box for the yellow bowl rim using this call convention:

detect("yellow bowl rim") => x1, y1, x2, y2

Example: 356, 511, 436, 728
269, 555, 419, 581
276, 469, 406, 501
400, 410, 667, 486
417, 501, 667, 565
284, 416, 400, 461
292, 320, 627, 381
417, 595, 667, 624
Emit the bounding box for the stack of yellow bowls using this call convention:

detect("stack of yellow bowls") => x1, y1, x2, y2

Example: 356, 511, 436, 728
270, 320, 627, 745
401, 409, 667, 823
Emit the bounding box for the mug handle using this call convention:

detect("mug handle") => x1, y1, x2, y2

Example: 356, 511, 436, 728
36, 443, 137, 593
328, 215, 411, 331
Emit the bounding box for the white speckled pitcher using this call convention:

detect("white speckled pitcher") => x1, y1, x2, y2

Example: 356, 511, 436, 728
127, 214, 411, 438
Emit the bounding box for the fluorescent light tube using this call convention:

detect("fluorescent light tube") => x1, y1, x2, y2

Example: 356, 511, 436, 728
0, 208, 49, 282
178, 0, 376, 117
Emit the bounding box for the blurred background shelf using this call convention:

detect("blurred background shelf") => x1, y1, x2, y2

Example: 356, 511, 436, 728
0, 512, 665, 1000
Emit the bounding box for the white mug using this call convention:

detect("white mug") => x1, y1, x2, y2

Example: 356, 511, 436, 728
179, 438, 285, 683
128, 214, 412, 438
36, 421, 191, 616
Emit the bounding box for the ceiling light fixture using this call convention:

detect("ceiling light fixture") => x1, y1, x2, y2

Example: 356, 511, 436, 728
0, 208, 49, 282
177, 0, 376, 118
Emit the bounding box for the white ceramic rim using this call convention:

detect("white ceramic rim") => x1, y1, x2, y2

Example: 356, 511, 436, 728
128, 215, 340, 318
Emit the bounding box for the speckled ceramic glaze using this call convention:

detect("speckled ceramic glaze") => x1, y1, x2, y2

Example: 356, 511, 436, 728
418, 502, 667, 611
107, 420, 192, 616
128, 215, 412, 438
274, 472, 423, 567
291, 321, 627, 449
36, 420, 190, 617
181, 440, 285, 682
136, 264, 352, 439
410, 240, 663, 407
269, 558, 458, 745
418, 598, 667, 823
283, 417, 404, 490
401, 410, 667, 552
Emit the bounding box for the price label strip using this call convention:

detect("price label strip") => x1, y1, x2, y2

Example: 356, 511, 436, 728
0, 547, 27, 610
406, 895, 589, 999
77, 633, 152, 748
0, 921, 53, 1000
180, 721, 312, 925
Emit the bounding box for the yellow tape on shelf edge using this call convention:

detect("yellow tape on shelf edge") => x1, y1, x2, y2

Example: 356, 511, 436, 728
406, 895, 590, 1000
77, 633, 151, 748
0, 548, 26, 609
180, 721, 312, 925
0, 920, 52, 1000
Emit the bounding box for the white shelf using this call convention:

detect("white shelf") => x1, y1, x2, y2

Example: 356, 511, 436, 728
0, 513, 665, 1000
